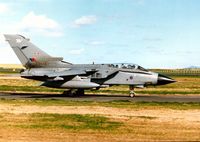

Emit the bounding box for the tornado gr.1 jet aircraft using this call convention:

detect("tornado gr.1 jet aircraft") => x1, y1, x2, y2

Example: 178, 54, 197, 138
4, 34, 176, 97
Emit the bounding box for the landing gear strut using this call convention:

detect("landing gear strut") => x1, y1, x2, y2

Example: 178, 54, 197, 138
63, 89, 85, 97
76, 89, 85, 96
129, 85, 136, 97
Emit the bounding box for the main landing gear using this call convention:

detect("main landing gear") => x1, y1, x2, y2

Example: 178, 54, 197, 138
129, 85, 136, 97
63, 89, 85, 97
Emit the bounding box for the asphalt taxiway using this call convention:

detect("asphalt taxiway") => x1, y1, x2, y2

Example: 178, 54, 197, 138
0, 92, 199, 102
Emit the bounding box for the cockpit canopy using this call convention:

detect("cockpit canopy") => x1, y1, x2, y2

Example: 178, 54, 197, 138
108, 63, 148, 71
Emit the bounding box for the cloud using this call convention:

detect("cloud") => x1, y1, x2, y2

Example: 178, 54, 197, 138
86, 41, 105, 46
18, 11, 63, 37
0, 34, 6, 45
72, 15, 97, 28
0, 47, 20, 64
20, 12, 59, 29
0, 11, 64, 64
68, 48, 85, 55
0, 3, 9, 14
0, 34, 21, 64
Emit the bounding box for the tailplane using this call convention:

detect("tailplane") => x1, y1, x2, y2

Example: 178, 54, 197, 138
4, 34, 70, 68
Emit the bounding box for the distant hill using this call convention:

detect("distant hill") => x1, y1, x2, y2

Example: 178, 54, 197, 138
0, 64, 24, 69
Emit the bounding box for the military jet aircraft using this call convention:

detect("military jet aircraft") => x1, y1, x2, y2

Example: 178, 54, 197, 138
4, 34, 176, 97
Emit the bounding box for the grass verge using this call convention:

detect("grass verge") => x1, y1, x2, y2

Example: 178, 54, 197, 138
3, 113, 122, 131
0, 99, 200, 110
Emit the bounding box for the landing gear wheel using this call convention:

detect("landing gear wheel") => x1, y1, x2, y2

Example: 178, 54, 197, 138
63, 89, 85, 97
129, 85, 136, 97
63, 89, 77, 97
130, 91, 135, 98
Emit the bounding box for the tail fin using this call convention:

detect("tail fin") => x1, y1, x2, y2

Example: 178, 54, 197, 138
4, 34, 70, 68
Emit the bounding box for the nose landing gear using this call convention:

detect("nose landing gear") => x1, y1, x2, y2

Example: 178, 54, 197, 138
129, 85, 136, 97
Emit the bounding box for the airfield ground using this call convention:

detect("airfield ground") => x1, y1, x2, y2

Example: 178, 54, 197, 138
0, 67, 199, 141
0, 100, 199, 142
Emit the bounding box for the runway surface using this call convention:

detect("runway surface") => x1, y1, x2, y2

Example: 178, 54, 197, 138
0, 92, 200, 102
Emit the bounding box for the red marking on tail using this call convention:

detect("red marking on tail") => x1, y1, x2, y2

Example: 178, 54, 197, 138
30, 57, 37, 62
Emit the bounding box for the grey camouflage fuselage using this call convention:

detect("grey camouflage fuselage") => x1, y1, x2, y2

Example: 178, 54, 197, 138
4, 34, 176, 97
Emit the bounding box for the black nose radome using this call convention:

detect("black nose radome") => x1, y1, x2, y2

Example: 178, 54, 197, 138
157, 74, 176, 85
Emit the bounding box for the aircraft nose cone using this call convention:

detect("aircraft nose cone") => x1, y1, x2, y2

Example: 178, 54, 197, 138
157, 74, 176, 85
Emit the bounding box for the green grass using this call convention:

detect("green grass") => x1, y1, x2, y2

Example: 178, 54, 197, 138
1, 99, 200, 110
0, 68, 21, 74
137, 90, 200, 94
150, 69, 200, 77
0, 85, 62, 92
103, 101, 200, 110
12, 113, 122, 131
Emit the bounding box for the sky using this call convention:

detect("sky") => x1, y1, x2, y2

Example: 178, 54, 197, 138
0, 0, 200, 69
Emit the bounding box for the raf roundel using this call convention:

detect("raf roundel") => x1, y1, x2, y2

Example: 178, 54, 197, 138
30, 57, 37, 62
